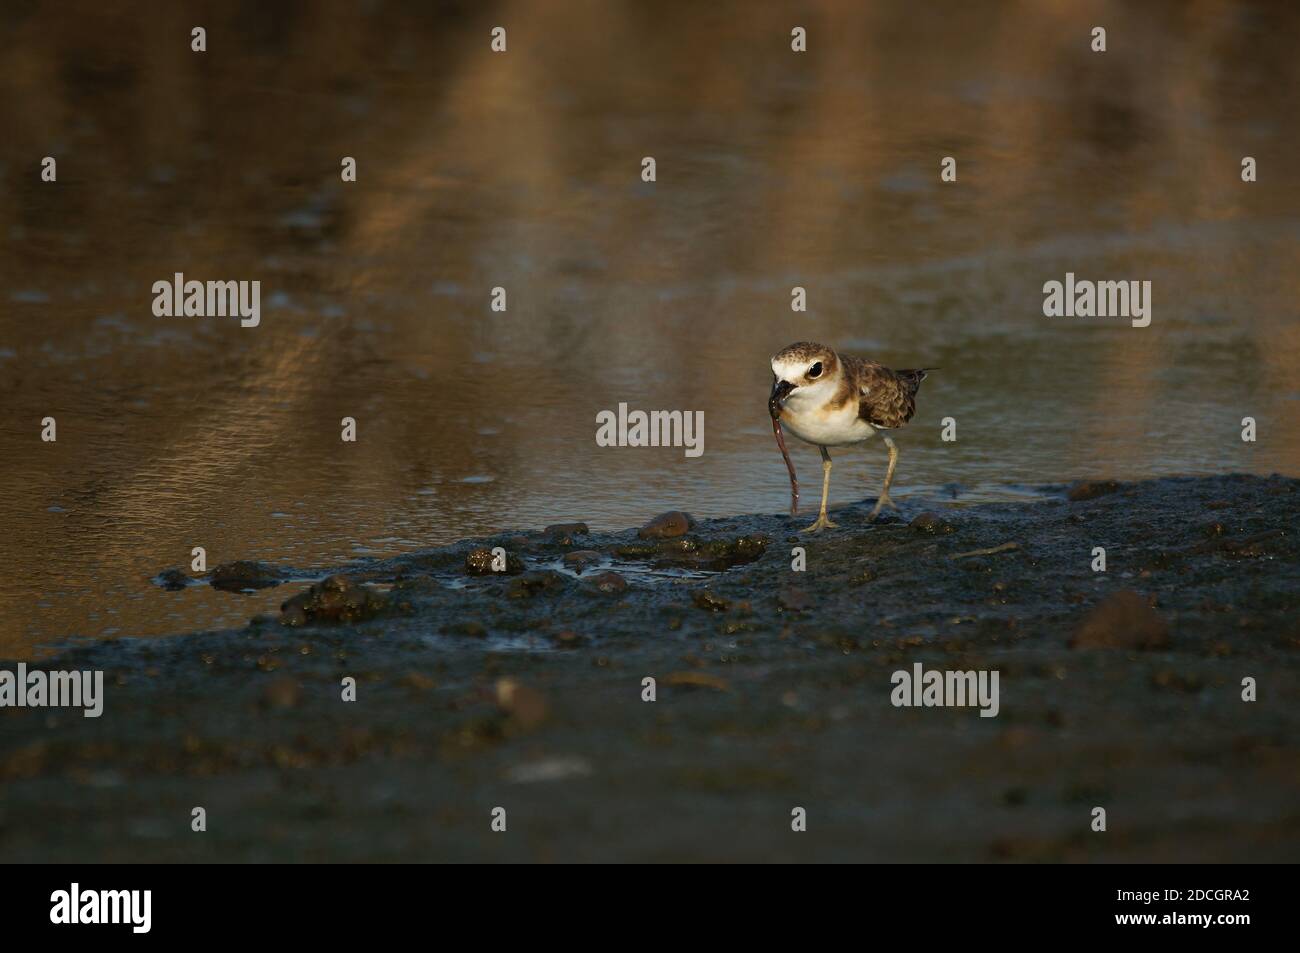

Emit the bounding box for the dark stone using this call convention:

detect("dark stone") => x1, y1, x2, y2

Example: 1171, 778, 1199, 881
615, 533, 767, 571
691, 589, 730, 612
210, 560, 282, 592
910, 512, 955, 534
465, 547, 525, 575
278, 575, 389, 626
154, 568, 189, 591
689, 534, 768, 569
544, 522, 589, 537
562, 550, 604, 572
638, 511, 695, 539
545, 522, 590, 544
506, 570, 569, 599
587, 571, 629, 594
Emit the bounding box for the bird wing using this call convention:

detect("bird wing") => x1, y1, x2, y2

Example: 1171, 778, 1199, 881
853, 360, 928, 430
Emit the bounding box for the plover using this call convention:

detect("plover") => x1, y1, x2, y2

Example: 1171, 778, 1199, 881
768, 341, 934, 532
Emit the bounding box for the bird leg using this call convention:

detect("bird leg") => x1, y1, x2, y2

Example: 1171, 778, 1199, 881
803, 446, 838, 532
868, 435, 900, 521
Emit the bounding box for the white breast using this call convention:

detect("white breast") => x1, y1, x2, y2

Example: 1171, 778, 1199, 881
781, 393, 877, 447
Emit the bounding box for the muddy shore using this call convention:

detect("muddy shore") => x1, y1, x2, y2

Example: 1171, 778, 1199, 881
2, 474, 1297, 862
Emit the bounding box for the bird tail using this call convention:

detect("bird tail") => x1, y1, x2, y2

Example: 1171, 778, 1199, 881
897, 367, 938, 391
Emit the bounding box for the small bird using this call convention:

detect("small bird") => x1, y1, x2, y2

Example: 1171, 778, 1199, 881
768, 341, 934, 532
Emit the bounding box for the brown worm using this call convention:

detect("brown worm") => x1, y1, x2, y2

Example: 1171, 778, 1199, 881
772, 416, 799, 516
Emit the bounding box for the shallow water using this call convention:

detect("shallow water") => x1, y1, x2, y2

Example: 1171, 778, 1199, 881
2, 0, 1299, 655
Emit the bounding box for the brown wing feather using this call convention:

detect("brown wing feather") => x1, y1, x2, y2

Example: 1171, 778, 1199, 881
847, 357, 932, 430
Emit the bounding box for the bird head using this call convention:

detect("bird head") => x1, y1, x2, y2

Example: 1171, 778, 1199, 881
769, 342, 839, 418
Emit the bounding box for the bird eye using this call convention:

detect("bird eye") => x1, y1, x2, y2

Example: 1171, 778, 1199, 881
808, 362, 823, 379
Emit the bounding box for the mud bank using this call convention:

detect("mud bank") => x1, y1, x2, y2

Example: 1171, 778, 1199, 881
2, 475, 1297, 862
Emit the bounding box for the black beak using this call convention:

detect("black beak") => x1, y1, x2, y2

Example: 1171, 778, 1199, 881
769, 378, 795, 419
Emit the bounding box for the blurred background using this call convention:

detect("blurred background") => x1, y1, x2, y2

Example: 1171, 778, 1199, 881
1, 0, 1297, 655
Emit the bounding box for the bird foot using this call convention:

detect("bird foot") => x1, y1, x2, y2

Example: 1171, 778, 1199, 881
801, 513, 839, 533
867, 494, 898, 522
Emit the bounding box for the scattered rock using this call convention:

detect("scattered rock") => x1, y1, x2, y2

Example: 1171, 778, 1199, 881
685, 534, 768, 570
544, 522, 589, 537
1068, 590, 1169, 650
278, 575, 389, 626
154, 568, 189, 591
587, 571, 629, 594
691, 589, 730, 612
1067, 480, 1121, 502
465, 547, 525, 575
506, 570, 568, 599
618, 533, 768, 570
210, 560, 282, 592
910, 512, 955, 535
545, 522, 589, 545
562, 550, 604, 572
638, 511, 695, 539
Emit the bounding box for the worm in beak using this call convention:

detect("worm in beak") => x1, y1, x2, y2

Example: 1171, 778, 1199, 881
768, 378, 795, 419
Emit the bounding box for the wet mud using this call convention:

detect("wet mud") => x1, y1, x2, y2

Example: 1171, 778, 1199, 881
1, 474, 1297, 861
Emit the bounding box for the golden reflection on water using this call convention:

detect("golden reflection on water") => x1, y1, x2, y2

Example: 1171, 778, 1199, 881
1, 0, 1298, 654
